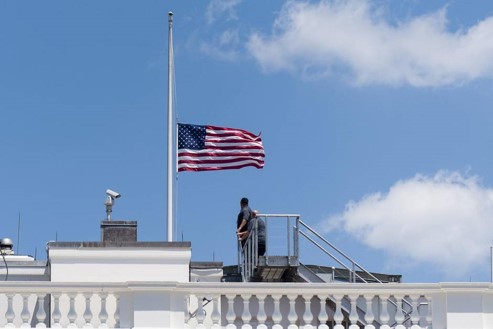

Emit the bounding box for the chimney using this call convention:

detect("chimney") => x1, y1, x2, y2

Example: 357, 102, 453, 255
100, 220, 137, 242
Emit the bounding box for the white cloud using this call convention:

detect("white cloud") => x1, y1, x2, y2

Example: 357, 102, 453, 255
202, 1, 243, 60
206, 0, 242, 25
247, 0, 493, 87
200, 29, 240, 61
323, 171, 493, 277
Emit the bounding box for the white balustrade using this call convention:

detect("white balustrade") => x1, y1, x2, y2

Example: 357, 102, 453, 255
21, 293, 30, 328
287, 293, 297, 329
394, 294, 405, 329
51, 293, 61, 328
8, 280, 493, 329
409, 294, 420, 328
179, 283, 441, 329
425, 298, 432, 328
317, 295, 329, 329
225, 293, 236, 328
348, 294, 359, 329
0, 283, 122, 328
35, 294, 47, 328
66, 293, 77, 328
6, 293, 15, 327
364, 294, 375, 329
82, 293, 93, 328
379, 294, 390, 329
332, 294, 344, 329
241, 294, 252, 329
196, 294, 207, 328
210, 295, 221, 329
271, 293, 282, 329
256, 294, 267, 329
302, 294, 314, 329
99, 292, 108, 328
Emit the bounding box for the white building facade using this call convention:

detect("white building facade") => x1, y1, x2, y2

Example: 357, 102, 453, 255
0, 221, 492, 328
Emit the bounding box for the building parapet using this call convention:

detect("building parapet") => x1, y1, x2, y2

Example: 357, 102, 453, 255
0, 281, 492, 328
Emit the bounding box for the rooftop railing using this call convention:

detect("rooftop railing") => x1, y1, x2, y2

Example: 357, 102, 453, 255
238, 214, 380, 283
2, 280, 493, 328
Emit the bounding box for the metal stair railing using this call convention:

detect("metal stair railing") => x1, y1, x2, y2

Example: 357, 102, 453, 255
236, 214, 429, 326
238, 218, 259, 282
295, 218, 383, 283
237, 214, 300, 282
298, 262, 331, 283
238, 214, 386, 284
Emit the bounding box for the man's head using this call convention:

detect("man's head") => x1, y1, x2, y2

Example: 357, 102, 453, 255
252, 210, 258, 218
240, 197, 249, 206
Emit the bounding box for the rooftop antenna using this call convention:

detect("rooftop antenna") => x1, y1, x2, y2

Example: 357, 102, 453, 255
105, 189, 122, 221
17, 211, 21, 255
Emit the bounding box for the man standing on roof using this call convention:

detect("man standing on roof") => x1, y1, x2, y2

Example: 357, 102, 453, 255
253, 210, 266, 256
238, 209, 266, 256
236, 197, 252, 245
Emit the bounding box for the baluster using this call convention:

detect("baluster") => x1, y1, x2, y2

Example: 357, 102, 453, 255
287, 294, 298, 329
195, 295, 206, 329
83, 293, 93, 328
35, 294, 47, 328
409, 295, 421, 329
303, 294, 314, 329
379, 295, 390, 329
394, 294, 405, 329
67, 292, 78, 328
98, 292, 109, 328
5, 293, 15, 328
21, 293, 31, 328
348, 294, 359, 329
225, 294, 237, 329
114, 293, 120, 328
271, 294, 283, 329
241, 294, 252, 329
425, 298, 432, 329
363, 295, 375, 329
51, 293, 62, 328
210, 294, 221, 329
332, 294, 344, 329
317, 296, 329, 329
256, 294, 268, 329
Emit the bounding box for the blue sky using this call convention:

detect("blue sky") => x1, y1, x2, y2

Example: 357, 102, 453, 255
2, 0, 493, 283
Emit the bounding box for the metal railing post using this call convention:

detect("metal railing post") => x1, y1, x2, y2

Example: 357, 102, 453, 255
237, 240, 241, 274
294, 216, 300, 259
287, 216, 291, 259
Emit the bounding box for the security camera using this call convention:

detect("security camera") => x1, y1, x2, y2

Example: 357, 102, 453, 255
106, 189, 121, 199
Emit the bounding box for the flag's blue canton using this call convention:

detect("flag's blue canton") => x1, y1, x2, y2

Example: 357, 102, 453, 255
178, 124, 206, 150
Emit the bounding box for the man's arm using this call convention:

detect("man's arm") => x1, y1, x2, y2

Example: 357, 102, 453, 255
238, 230, 250, 240
236, 219, 247, 233
236, 208, 250, 233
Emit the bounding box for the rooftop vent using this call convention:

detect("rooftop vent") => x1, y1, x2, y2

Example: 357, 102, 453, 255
0, 238, 14, 255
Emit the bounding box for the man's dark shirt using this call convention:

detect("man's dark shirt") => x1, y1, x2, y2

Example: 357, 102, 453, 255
237, 205, 252, 233
246, 217, 266, 256
247, 218, 266, 244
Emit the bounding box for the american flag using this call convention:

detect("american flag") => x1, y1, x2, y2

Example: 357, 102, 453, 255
177, 123, 265, 172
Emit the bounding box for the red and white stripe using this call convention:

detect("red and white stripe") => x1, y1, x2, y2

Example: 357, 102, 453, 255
178, 125, 265, 172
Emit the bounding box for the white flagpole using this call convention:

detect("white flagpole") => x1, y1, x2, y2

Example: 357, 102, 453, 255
167, 12, 174, 241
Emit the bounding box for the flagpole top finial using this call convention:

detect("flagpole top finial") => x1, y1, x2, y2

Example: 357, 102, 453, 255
168, 12, 174, 17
